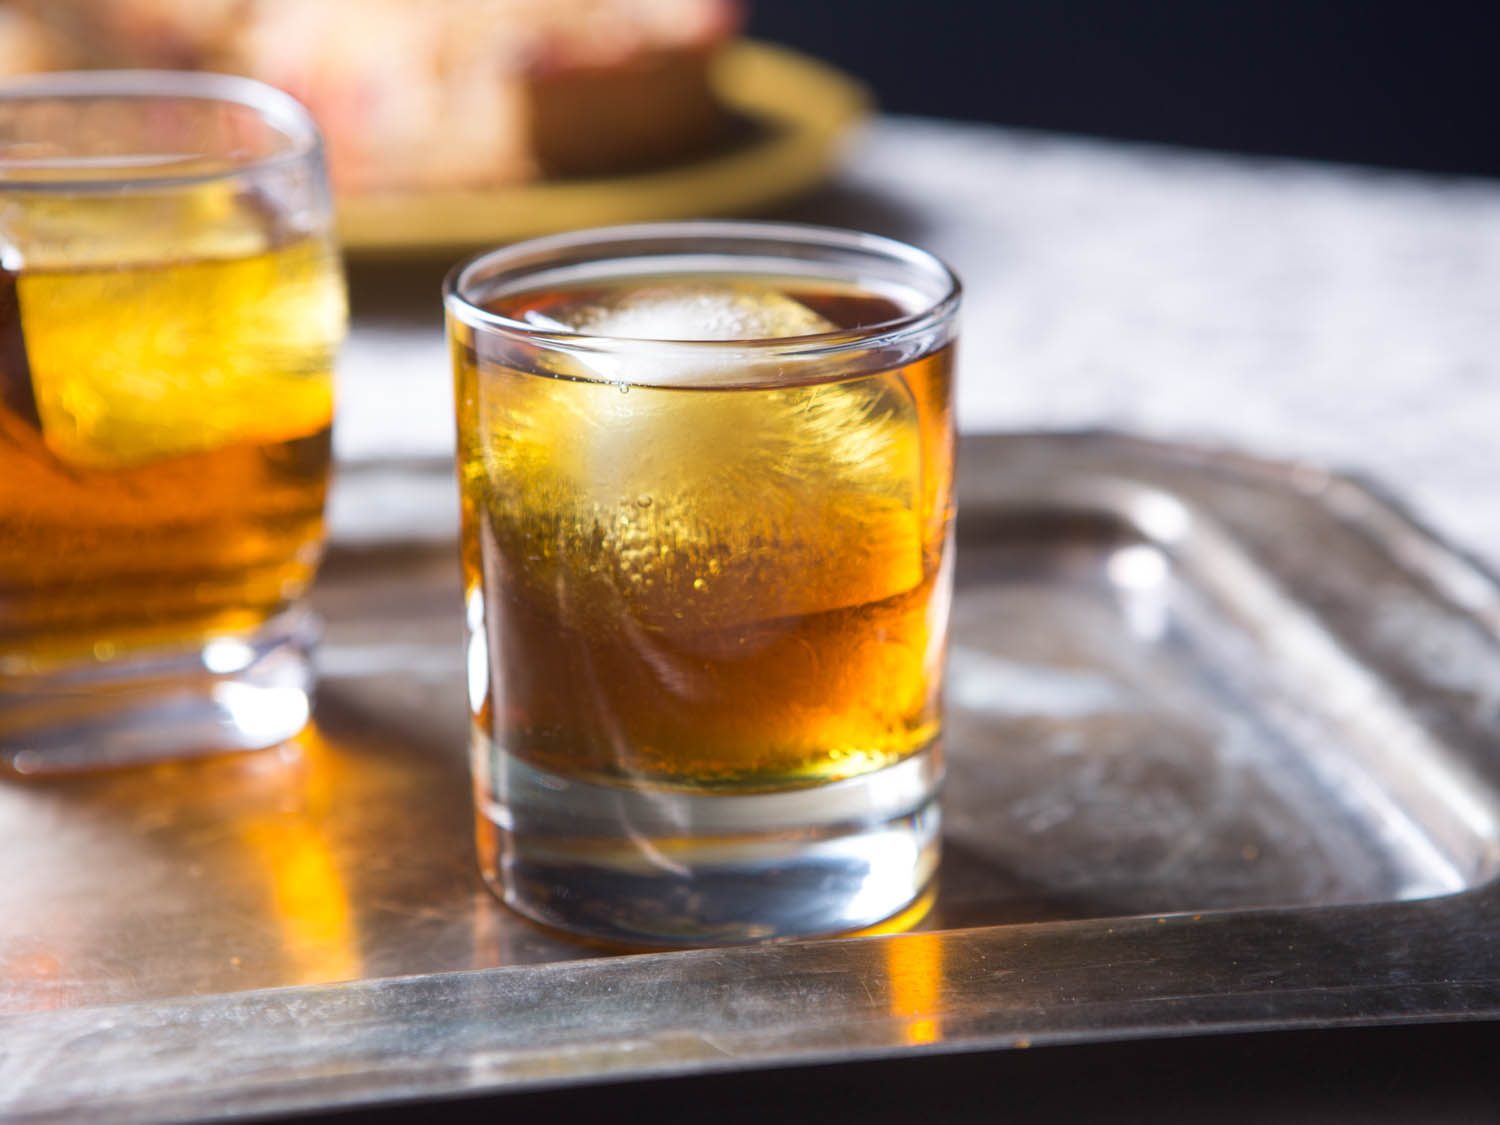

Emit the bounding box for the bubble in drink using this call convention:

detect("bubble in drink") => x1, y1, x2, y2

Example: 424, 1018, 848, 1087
455, 273, 955, 791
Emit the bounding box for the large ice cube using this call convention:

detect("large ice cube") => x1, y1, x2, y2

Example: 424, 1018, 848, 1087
20, 233, 344, 470
548, 281, 835, 342
8, 189, 343, 471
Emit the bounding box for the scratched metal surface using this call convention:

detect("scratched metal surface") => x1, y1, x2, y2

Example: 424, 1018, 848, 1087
5, 432, 1500, 1122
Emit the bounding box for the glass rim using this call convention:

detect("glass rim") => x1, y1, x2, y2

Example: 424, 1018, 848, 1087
442, 220, 962, 359
0, 69, 322, 191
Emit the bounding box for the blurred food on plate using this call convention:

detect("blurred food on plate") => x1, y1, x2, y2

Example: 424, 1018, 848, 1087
0, 0, 743, 194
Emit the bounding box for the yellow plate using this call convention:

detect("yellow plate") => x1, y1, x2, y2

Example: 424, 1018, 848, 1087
335, 41, 871, 256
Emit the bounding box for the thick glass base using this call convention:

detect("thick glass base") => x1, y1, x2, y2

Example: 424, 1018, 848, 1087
0, 610, 317, 775
473, 732, 942, 946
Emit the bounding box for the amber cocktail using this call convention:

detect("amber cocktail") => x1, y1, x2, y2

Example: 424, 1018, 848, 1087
448, 222, 959, 944
0, 72, 345, 772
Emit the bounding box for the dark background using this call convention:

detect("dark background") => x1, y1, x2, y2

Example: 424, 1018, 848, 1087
747, 0, 1500, 178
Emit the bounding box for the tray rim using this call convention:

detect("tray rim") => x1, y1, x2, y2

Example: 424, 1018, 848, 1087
8, 429, 1500, 1123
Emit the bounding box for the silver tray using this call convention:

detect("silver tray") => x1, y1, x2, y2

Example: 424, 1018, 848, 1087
5, 432, 1500, 1122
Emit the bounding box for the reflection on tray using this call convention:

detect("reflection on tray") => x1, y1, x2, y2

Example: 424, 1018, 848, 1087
9, 434, 1500, 1120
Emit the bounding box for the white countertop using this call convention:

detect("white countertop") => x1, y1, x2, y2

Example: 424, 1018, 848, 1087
336, 116, 1500, 561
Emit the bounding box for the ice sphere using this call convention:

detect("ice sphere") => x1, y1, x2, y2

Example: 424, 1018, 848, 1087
550, 282, 835, 342
532, 282, 839, 388
475, 360, 925, 632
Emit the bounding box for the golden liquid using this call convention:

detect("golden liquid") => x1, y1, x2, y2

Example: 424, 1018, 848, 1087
456, 276, 955, 791
0, 234, 345, 669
